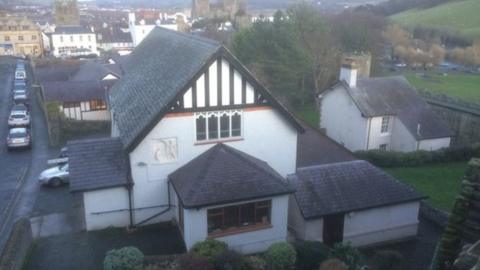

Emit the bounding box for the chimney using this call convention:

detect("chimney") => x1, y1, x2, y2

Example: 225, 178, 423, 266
340, 58, 358, 88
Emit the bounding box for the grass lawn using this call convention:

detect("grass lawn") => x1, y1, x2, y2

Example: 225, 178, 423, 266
391, 0, 480, 39
404, 71, 480, 104
292, 101, 319, 127
385, 162, 468, 212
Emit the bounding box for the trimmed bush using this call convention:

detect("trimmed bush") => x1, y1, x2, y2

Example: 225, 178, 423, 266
214, 250, 252, 270
191, 239, 228, 263
245, 256, 266, 270
179, 253, 215, 270
319, 259, 348, 270
103, 246, 144, 270
355, 144, 480, 168
372, 250, 404, 270
294, 241, 330, 270
330, 243, 365, 270
264, 242, 296, 270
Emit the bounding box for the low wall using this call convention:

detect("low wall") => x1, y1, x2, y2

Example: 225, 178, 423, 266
0, 218, 34, 270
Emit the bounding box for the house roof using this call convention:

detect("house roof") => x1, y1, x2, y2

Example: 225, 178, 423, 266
34, 64, 82, 82
297, 124, 356, 168
70, 61, 120, 81
69, 138, 129, 193
170, 144, 294, 209
53, 25, 93, 35
109, 27, 303, 152
96, 27, 133, 44
289, 160, 425, 219
42, 80, 113, 102
338, 76, 453, 140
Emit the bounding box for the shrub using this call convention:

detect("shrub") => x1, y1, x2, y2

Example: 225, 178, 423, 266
103, 246, 144, 270
192, 239, 228, 263
264, 242, 296, 270
372, 250, 404, 270
214, 250, 252, 270
294, 241, 330, 270
245, 256, 266, 270
330, 243, 365, 270
179, 253, 214, 270
319, 259, 348, 270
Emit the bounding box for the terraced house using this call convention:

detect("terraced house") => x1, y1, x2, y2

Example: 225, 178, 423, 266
0, 15, 43, 57
68, 28, 424, 253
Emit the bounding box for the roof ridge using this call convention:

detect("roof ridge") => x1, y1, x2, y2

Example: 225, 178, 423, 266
152, 27, 221, 48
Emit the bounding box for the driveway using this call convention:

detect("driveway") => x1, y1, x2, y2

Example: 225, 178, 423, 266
24, 223, 186, 270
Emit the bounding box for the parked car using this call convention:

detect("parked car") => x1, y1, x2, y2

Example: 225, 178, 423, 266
47, 147, 69, 166
6, 127, 31, 150
8, 110, 30, 127
14, 79, 26, 87
13, 90, 28, 103
15, 69, 26, 80
38, 163, 69, 187
12, 103, 29, 113
13, 83, 26, 92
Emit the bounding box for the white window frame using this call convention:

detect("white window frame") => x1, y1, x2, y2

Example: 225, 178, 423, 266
381, 116, 390, 134
194, 110, 243, 143
379, 144, 388, 151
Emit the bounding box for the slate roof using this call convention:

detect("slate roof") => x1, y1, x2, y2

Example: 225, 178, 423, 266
69, 138, 129, 193
289, 160, 425, 219
338, 76, 453, 140
53, 25, 93, 35
34, 64, 82, 82
297, 124, 356, 168
109, 27, 221, 150
71, 61, 120, 81
96, 27, 133, 44
170, 144, 294, 209
42, 80, 113, 102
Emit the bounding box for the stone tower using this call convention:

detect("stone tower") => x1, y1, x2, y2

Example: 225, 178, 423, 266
54, 0, 80, 26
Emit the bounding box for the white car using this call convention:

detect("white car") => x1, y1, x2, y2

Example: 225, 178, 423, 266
8, 110, 30, 127
38, 163, 69, 187
15, 69, 26, 80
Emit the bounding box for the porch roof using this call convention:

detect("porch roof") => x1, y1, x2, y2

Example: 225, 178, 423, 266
170, 144, 294, 209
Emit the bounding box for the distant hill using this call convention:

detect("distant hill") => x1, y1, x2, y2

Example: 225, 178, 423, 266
391, 0, 480, 39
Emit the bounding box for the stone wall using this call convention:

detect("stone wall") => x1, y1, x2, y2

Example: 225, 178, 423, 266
420, 90, 480, 147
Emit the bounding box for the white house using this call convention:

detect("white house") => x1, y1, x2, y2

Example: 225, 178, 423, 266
319, 61, 453, 152
50, 25, 98, 57
68, 27, 303, 254
288, 160, 424, 247
128, 12, 184, 47
68, 28, 426, 253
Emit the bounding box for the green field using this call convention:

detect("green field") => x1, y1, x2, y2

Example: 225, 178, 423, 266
404, 71, 480, 103
385, 162, 468, 212
391, 0, 480, 38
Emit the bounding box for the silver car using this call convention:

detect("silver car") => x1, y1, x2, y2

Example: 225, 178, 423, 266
8, 110, 30, 127
6, 127, 31, 150
38, 163, 69, 187
13, 90, 28, 103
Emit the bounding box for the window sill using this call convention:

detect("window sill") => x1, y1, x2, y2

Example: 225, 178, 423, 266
194, 137, 244, 146
208, 223, 272, 239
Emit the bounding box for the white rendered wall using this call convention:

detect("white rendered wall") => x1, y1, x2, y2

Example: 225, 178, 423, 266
320, 87, 368, 151
183, 196, 290, 254
51, 33, 98, 57
128, 107, 298, 225
298, 201, 420, 247
343, 201, 420, 247
131, 25, 156, 47
366, 116, 394, 150
83, 187, 130, 231
82, 110, 111, 121
390, 120, 418, 152
418, 137, 451, 151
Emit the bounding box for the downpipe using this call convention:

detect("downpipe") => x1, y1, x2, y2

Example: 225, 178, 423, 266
132, 181, 172, 227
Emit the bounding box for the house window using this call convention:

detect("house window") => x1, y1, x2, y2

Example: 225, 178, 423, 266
60, 36, 64, 43
31, 35, 37, 40
89, 100, 107, 111
195, 110, 242, 142
381, 116, 390, 133
207, 200, 271, 236
22, 25, 29, 30
88, 35, 91, 42
63, 102, 80, 108
379, 144, 388, 151
18, 35, 24, 41
4, 36, 10, 41
79, 35, 83, 42
70, 36, 74, 42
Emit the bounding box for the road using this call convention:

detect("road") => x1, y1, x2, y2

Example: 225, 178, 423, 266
0, 56, 82, 252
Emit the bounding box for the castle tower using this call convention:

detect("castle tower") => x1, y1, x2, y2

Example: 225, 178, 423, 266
54, 0, 80, 26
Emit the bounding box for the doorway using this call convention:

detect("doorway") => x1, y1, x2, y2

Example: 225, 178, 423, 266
323, 213, 345, 247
